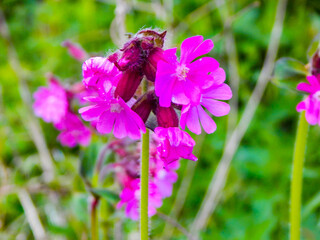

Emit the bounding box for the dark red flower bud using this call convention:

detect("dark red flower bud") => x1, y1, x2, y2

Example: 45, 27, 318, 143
311, 50, 320, 76
115, 70, 143, 102
155, 105, 179, 128
143, 48, 164, 82
131, 92, 156, 123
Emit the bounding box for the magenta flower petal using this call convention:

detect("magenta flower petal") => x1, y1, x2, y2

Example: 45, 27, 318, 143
211, 67, 226, 85
79, 104, 107, 121
180, 36, 214, 64
197, 106, 217, 133
189, 57, 219, 73
180, 36, 203, 63
203, 83, 232, 100
296, 75, 320, 125
113, 114, 127, 139
202, 99, 230, 117
96, 111, 116, 134
181, 105, 201, 134
297, 82, 314, 93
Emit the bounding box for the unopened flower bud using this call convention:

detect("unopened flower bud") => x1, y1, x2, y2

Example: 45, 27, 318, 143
155, 105, 179, 128
143, 48, 164, 82
131, 92, 156, 123
62, 40, 88, 61
115, 70, 143, 102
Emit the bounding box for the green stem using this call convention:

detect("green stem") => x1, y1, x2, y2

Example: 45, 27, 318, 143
91, 197, 99, 240
290, 111, 309, 240
140, 129, 150, 240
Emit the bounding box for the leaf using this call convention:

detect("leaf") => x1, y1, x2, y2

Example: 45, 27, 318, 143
79, 142, 99, 180
307, 34, 320, 60
91, 188, 119, 203
272, 57, 308, 92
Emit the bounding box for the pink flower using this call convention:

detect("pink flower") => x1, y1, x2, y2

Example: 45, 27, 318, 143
180, 68, 232, 134
297, 75, 320, 125
54, 112, 91, 147
116, 179, 162, 220
82, 57, 120, 90
33, 76, 68, 124
155, 35, 218, 107
62, 40, 88, 61
79, 96, 146, 140
153, 162, 178, 198
155, 127, 197, 166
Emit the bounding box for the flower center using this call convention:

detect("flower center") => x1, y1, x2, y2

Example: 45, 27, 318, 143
313, 91, 320, 101
176, 64, 189, 81
110, 102, 123, 113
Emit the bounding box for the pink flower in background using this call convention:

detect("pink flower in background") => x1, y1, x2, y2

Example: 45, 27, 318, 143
82, 57, 121, 90
33, 75, 68, 124
54, 112, 91, 147
117, 179, 162, 220
297, 75, 320, 125
62, 40, 88, 61
153, 163, 178, 197
155, 127, 197, 166
155, 35, 218, 107
180, 68, 232, 134
79, 96, 146, 139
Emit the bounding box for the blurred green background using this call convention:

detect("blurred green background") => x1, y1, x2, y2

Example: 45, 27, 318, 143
1, 0, 320, 239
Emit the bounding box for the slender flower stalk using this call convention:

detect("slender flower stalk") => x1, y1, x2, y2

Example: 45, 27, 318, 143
290, 111, 309, 240
140, 129, 150, 240
90, 197, 99, 240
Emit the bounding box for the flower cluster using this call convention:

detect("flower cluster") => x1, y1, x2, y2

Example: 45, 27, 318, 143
102, 135, 179, 220
33, 74, 91, 147
32, 29, 232, 220
79, 30, 232, 166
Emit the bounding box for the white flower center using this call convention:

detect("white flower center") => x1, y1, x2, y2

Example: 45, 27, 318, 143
176, 64, 189, 81
313, 91, 320, 101
110, 102, 123, 113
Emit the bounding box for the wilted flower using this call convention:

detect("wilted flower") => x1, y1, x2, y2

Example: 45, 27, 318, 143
155, 127, 197, 166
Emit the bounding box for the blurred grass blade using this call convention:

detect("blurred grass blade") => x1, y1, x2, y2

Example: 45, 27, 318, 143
302, 191, 320, 219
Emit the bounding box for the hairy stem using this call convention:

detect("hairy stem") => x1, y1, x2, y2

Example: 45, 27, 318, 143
290, 111, 309, 240
140, 129, 150, 240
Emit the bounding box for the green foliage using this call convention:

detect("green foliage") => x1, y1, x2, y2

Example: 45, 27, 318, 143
273, 57, 308, 92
